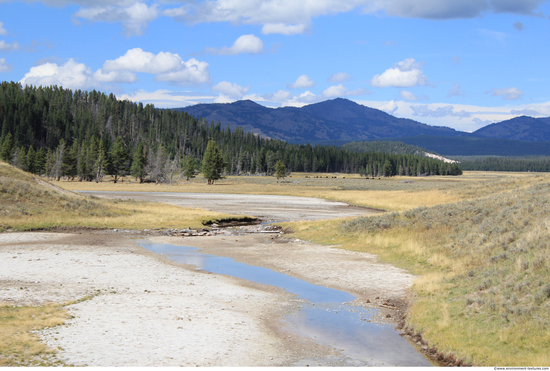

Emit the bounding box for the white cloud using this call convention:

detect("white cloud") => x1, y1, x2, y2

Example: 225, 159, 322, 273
205, 34, 264, 55
212, 81, 250, 101
411, 105, 470, 118
371, 58, 429, 88
0, 40, 20, 51
488, 87, 524, 100
73, 3, 159, 36
289, 74, 315, 89
328, 72, 352, 82
93, 69, 137, 83
103, 48, 182, 74
0, 22, 7, 36
154, 58, 211, 85
264, 89, 293, 102
322, 84, 347, 97
399, 90, 420, 101
0, 57, 11, 72
19, 59, 97, 90
261, 23, 309, 35
102, 48, 211, 85
448, 83, 465, 97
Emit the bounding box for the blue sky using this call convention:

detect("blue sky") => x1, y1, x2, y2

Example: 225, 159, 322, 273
1, 0, 549, 132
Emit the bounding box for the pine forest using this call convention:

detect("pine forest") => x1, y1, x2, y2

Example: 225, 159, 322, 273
0, 81, 462, 183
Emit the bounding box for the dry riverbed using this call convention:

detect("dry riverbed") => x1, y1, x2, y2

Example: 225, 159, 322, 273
0, 228, 419, 366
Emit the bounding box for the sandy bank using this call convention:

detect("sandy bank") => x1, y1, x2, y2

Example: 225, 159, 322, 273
0, 231, 328, 366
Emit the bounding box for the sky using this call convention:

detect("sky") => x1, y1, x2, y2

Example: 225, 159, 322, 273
1, 0, 550, 133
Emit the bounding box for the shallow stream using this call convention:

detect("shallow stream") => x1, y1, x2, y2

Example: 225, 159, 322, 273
136, 240, 432, 367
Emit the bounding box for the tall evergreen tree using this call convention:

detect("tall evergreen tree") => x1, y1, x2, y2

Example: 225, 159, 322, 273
108, 136, 128, 183
202, 140, 224, 185
130, 142, 147, 183
0, 132, 14, 162
182, 156, 196, 181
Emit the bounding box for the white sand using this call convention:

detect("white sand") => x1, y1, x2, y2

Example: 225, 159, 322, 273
0, 232, 316, 366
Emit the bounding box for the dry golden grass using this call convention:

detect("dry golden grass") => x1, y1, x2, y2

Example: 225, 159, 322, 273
0, 304, 68, 366
286, 172, 550, 366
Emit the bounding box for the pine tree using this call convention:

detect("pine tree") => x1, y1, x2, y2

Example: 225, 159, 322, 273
0, 132, 14, 162
62, 142, 78, 180
26, 145, 36, 174
130, 142, 147, 183
108, 136, 128, 183
35, 147, 46, 175
202, 140, 224, 185
182, 156, 196, 181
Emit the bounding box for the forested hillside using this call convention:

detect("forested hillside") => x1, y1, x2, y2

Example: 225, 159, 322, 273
342, 140, 428, 156
0, 82, 461, 182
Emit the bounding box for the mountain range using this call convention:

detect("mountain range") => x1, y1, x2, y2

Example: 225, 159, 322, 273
174, 98, 550, 155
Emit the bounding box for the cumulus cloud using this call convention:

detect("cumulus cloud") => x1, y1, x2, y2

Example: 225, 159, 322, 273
213, 81, 250, 101
322, 84, 347, 97
289, 74, 315, 89
120, 89, 216, 108
204, 34, 264, 55
93, 69, 137, 83
0, 57, 11, 72
448, 83, 465, 97
488, 87, 524, 100
0, 22, 7, 36
371, 58, 429, 88
411, 105, 471, 118
73, 3, 159, 36
103, 48, 183, 74
102, 48, 211, 85
19, 59, 97, 90
264, 89, 293, 102
328, 72, 352, 82
154, 59, 211, 85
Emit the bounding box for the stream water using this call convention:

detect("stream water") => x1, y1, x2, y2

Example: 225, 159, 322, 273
136, 240, 432, 367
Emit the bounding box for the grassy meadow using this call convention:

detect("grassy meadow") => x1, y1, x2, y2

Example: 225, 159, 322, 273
285, 172, 550, 366
3, 162, 550, 366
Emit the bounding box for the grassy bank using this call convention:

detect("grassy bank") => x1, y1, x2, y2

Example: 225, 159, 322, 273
0, 304, 68, 366
287, 175, 550, 366
0, 161, 250, 232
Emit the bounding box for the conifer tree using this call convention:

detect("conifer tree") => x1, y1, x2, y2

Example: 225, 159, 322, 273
130, 142, 147, 183
26, 145, 36, 174
202, 140, 224, 185
183, 156, 196, 181
108, 136, 128, 183
0, 132, 14, 162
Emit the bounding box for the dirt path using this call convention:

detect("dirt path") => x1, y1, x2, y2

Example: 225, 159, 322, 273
78, 191, 379, 222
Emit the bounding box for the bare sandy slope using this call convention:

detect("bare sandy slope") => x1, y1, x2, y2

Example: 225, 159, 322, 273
79, 191, 379, 222
0, 231, 331, 367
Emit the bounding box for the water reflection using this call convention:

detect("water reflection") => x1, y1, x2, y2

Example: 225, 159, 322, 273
137, 240, 431, 366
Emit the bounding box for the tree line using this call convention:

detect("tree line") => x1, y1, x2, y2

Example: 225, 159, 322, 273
454, 156, 550, 172
0, 81, 461, 182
